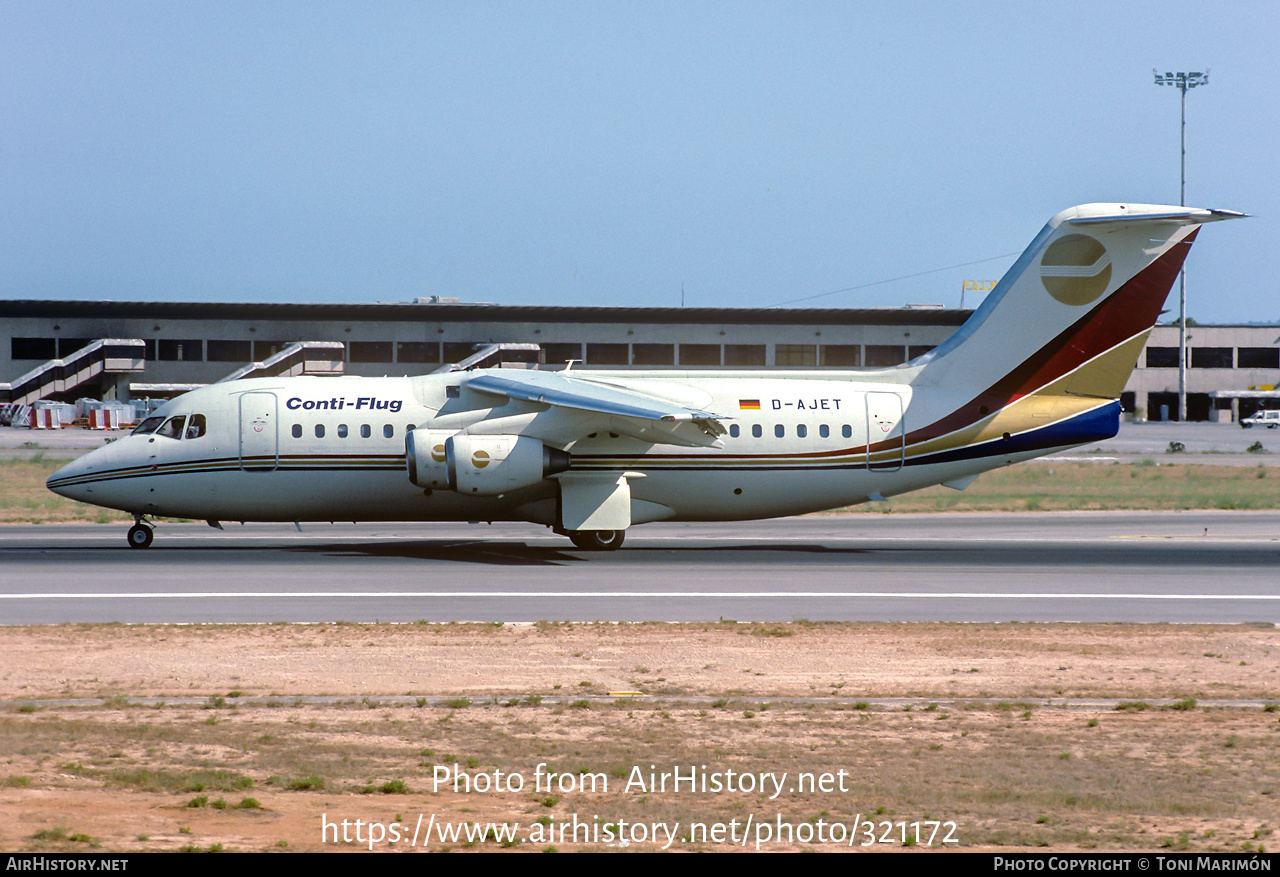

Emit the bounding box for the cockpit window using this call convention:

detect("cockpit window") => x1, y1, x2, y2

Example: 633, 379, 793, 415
131, 416, 165, 436
155, 416, 187, 439
185, 414, 207, 439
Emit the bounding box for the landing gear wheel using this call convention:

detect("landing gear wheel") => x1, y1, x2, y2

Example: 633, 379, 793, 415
568, 529, 625, 551
127, 524, 154, 549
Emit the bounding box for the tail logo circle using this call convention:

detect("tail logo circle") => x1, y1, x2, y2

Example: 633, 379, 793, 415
1040, 234, 1111, 306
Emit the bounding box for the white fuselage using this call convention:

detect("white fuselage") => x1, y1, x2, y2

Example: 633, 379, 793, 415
47, 369, 1076, 527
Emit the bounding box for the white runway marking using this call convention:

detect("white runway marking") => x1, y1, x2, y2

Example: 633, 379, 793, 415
4, 591, 1278, 601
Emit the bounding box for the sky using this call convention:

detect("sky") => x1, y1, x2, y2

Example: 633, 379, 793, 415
2, 1, 1277, 323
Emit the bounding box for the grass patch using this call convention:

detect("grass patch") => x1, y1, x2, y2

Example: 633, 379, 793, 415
844, 461, 1280, 514
86, 767, 253, 793
1115, 701, 1151, 712
0, 458, 133, 523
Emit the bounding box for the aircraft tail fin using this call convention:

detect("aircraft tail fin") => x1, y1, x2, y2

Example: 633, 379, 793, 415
914, 203, 1243, 411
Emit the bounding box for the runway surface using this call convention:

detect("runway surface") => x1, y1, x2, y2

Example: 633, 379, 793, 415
2, 513, 1277, 624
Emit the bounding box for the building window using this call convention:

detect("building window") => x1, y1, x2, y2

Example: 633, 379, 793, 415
908, 345, 936, 360
865, 345, 906, 367
397, 342, 440, 364
1238, 348, 1279, 369
58, 338, 92, 357
724, 345, 765, 366
586, 343, 628, 365
819, 345, 861, 367
254, 340, 289, 359
207, 339, 252, 362
11, 338, 56, 360
350, 341, 393, 363
157, 340, 203, 362
1190, 347, 1233, 369
632, 343, 674, 365
1145, 347, 1179, 368
541, 343, 582, 364
775, 344, 816, 367
443, 342, 482, 363
679, 344, 721, 366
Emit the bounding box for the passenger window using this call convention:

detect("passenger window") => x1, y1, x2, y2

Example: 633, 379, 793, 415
751, 424, 762, 438
292, 424, 302, 439
132, 416, 165, 436
338, 424, 348, 438
315, 424, 325, 438
819, 424, 829, 438
775, 424, 784, 438
383, 424, 394, 439
842, 425, 852, 439
729, 424, 740, 438
797, 424, 807, 438
360, 424, 371, 438
184, 414, 207, 439
156, 416, 186, 439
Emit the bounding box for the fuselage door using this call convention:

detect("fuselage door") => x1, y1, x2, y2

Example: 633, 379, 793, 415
239, 391, 278, 471
865, 391, 904, 472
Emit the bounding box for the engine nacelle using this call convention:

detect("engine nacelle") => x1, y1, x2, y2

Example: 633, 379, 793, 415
406, 428, 454, 489
447, 434, 571, 495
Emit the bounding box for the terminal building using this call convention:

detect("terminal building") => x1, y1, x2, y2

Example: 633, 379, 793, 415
1, 298, 1277, 422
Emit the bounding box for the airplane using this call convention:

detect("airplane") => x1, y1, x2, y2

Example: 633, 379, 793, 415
47, 202, 1243, 551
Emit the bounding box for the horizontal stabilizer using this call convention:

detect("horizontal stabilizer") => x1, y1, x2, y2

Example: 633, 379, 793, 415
1063, 205, 1247, 226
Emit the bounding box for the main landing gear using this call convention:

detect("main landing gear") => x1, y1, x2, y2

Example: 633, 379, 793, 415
127, 517, 154, 549
567, 529, 625, 551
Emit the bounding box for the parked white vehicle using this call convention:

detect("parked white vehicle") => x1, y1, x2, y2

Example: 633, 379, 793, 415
1241, 410, 1280, 429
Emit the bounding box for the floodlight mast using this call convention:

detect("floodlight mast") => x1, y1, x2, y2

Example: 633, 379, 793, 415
1153, 69, 1209, 422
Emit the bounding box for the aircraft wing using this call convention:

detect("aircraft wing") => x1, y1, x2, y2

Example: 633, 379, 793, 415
467, 369, 730, 448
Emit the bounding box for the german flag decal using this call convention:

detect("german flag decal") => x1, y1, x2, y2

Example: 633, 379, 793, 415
739, 399, 761, 410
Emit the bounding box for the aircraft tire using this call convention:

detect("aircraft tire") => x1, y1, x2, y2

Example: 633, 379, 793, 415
568, 529, 625, 551
127, 524, 154, 549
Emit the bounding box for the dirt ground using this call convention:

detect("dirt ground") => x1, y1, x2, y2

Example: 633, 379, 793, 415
3, 622, 1279, 853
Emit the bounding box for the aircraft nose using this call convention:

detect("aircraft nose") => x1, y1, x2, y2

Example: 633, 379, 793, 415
46, 439, 153, 513
46, 456, 94, 501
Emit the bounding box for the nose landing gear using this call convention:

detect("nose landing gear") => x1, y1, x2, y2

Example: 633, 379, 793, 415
127, 517, 154, 549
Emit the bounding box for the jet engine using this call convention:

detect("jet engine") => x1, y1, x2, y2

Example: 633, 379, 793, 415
405, 429, 455, 489
408, 431, 570, 495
